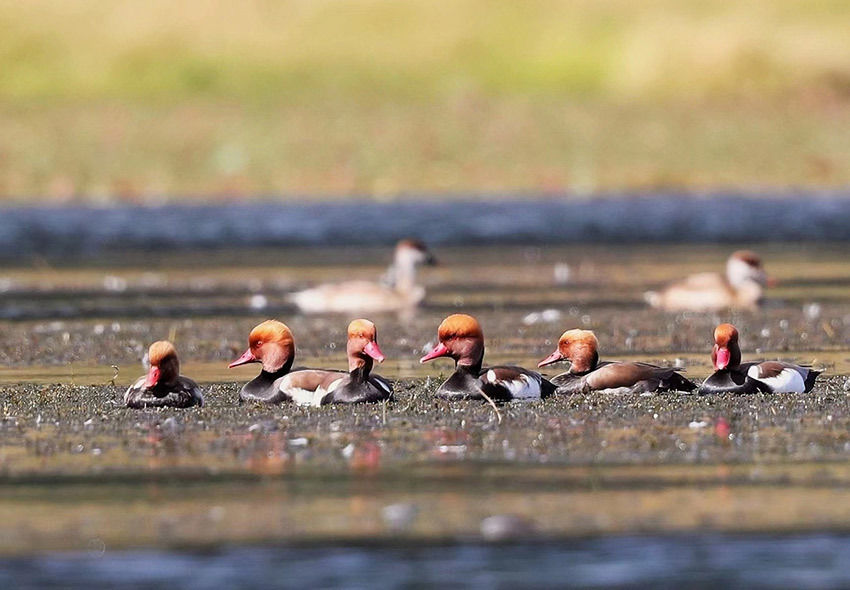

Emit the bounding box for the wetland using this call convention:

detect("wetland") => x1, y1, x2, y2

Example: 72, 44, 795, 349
1, 241, 850, 555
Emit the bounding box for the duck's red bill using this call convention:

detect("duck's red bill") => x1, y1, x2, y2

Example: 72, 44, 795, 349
363, 340, 386, 362
144, 366, 160, 388
420, 342, 449, 363
229, 348, 257, 368
537, 350, 563, 368
715, 347, 731, 370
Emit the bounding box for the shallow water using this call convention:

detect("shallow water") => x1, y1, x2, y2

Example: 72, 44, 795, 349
3, 534, 850, 589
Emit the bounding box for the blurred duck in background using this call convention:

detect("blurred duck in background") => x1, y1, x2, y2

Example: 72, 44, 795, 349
420, 313, 555, 401
699, 323, 820, 394
124, 341, 204, 408
645, 250, 771, 312
289, 239, 436, 314
538, 329, 695, 394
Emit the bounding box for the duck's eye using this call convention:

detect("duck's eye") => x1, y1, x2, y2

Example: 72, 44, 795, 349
256, 341, 263, 347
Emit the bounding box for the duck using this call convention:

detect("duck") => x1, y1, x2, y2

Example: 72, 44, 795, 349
229, 319, 296, 403
420, 313, 554, 401
644, 250, 771, 312
275, 319, 393, 406
229, 318, 392, 405
537, 329, 696, 395
698, 323, 821, 394
288, 239, 436, 314
124, 340, 204, 408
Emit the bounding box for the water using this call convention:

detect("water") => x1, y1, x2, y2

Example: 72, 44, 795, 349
2, 534, 850, 589
2, 194, 850, 259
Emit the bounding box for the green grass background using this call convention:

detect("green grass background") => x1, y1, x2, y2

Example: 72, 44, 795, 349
1, 0, 849, 200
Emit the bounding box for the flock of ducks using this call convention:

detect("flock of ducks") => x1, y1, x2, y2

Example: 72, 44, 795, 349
126, 315, 821, 409
123, 241, 821, 409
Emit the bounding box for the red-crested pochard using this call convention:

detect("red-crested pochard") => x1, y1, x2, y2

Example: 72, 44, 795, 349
124, 341, 204, 408
229, 319, 296, 403
420, 313, 554, 401
698, 323, 820, 394
289, 239, 436, 314
645, 250, 771, 312
275, 319, 392, 406
538, 329, 696, 394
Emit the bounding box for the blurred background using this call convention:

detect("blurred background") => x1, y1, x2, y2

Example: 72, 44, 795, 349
2, 0, 850, 202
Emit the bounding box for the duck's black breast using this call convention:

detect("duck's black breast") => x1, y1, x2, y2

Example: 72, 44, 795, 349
698, 369, 764, 395
435, 369, 484, 400
326, 375, 394, 404
239, 370, 291, 404
124, 375, 204, 408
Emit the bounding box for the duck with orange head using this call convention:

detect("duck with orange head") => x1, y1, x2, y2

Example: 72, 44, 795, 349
229, 319, 392, 405
229, 319, 296, 403
276, 319, 392, 406
124, 341, 204, 408
699, 323, 821, 394
420, 313, 554, 401
538, 329, 695, 395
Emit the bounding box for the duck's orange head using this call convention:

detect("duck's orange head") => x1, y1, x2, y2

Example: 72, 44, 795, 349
229, 319, 295, 373
714, 323, 739, 347
712, 323, 740, 370
347, 318, 385, 363
538, 329, 599, 372
420, 313, 484, 365
145, 340, 179, 388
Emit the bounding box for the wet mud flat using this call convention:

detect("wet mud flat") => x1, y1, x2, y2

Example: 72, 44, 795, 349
1, 242, 850, 552
2, 378, 850, 552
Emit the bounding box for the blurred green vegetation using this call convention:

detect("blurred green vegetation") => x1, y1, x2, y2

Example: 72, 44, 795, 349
1, 0, 849, 200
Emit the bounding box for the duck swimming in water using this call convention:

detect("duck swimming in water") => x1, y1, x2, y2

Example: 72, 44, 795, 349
538, 329, 696, 395
124, 340, 204, 408
420, 313, 554, 401
275, 319, 392, 406
229, 319, 296, 403
699, 323, 821, 394
229, 318, 392, 405
645, 250, 771, 312
289, 239, 436, 314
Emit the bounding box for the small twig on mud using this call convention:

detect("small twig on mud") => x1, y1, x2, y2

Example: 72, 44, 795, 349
108, 365, 120, 386
478, 390, 503, 425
